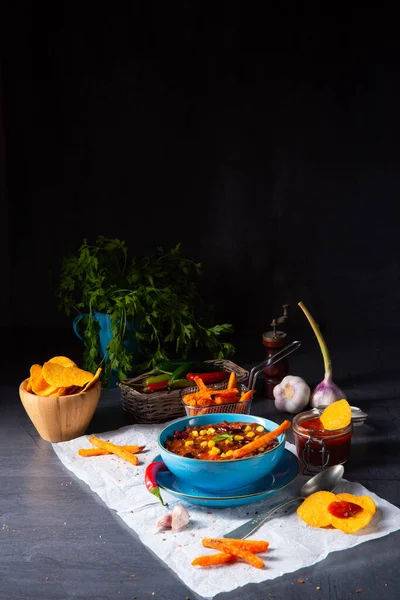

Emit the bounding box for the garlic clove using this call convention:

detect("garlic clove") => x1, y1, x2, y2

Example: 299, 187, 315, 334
171, 505, 190, 531
156, 514, 173, 530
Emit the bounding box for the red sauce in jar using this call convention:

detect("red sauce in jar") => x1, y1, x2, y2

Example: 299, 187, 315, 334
301, 417, 324, 431
293, 414, 353, 469
328, 501, 362, 519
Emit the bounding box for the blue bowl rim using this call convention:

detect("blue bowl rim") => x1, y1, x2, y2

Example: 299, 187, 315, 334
157, 414, 286, 464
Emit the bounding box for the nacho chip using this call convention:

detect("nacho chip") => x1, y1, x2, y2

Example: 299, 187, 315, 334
329, 502, 374, 533
297, 490, 337, 528
320, 399, 352, 431
54, 387, 69, 397
48, 356, 77, 368
335, 493, 376, 516
30, 364, 60, 396
25, 377, 33, 393
60, 385, 81, 396
42, 361, 94, 387
81, 367, 102, 392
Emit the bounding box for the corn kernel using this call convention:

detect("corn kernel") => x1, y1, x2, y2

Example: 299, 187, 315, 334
200, 441, 208, 447
225, 450, 233, 456
224, 439, 232, 445
210, 446, 221, 455
220, 452, 226, 458
246, 431, 255, 438
258, 447, 265, 452
256, 425, 264, 433
185, 440, 194, 446
208, 440, 215, 448
199, 430, 207, 436
234, 435, 244, 441
245, 425, 251, 431
207, 428, 216, 434
192, 430, 199, 437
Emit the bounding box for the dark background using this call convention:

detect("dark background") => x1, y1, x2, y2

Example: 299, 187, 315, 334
1, 2, 400, 381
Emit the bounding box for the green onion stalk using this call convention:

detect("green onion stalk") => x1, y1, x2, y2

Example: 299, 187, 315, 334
298, 301, 347, 408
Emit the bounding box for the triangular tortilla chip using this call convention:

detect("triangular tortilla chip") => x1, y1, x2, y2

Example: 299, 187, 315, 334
81, 367, 102, 392
30, 364, 59, 396
49, 356, 77, 368
42, 361, 94, 387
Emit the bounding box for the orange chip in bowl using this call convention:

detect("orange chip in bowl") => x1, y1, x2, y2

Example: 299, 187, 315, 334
59, 385, 80, 396
320, 399, 352, 431
42, 362, 95, 388
81, 367, 102, 392
48, 356, 77, 368
30, 364, 59, 396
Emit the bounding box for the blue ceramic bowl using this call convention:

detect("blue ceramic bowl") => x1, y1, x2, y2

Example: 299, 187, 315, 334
158, 413, 287, 493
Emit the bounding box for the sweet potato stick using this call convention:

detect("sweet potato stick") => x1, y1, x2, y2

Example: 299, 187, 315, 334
183, 388, 238, 402
202, 538, 269, 553
88, 436, 139, 466
202, 539, 264, 569
232, 420, 291, 459
227, 371, 237, 390
192, 552, 236, 567
78, 445, 145, 457
239, 389, 255, 402
193, 375, 208, 391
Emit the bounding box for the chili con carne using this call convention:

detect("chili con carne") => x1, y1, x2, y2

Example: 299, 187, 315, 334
165, 420, 279, 460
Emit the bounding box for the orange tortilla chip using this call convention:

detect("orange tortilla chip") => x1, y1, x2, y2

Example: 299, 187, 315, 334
320, 399, 352, 431
61, 385, 82, 396
81, 367, 102, 391
25, 377, 33, 393
335, 493, 376, 516
297, 491, 337, 528
30, 364, 59, 396
42, 362, 94, 387
54, 386, 69, 397
48, 356, 77, 368
298, 491, 377, 534
329, 505, 374, 533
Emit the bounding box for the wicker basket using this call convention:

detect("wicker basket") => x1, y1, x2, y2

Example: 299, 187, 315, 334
118, 359, 249, 424
181, 383, 252, 416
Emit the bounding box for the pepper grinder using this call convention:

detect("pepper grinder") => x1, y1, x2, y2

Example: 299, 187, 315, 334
262, 304, 290, 399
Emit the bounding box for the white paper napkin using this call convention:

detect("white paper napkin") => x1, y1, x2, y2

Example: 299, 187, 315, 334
52, 424, 400, 599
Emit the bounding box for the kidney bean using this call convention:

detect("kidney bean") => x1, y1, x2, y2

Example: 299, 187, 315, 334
173, 430, 188, 439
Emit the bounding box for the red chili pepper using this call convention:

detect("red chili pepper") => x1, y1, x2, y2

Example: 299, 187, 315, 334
142, 380, 169, 393
186, 371, 230, 384
144, 461, 169, 505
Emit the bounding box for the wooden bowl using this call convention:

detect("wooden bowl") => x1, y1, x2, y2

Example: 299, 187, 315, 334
19, 379, 101, 442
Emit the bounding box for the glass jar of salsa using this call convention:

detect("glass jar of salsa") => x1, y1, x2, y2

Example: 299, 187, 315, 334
292, 408, 353, 471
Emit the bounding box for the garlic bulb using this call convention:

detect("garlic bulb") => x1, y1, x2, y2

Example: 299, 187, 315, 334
273, 375, 311, 414
298, 301, 346, 408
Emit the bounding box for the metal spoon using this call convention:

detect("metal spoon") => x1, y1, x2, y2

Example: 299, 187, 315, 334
223, 464, 344, 539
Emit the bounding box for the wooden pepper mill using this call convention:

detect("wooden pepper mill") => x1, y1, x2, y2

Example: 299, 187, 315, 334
262, 305, 290, 399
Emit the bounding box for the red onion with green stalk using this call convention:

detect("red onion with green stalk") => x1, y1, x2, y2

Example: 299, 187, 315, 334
298, 301, 347, 408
